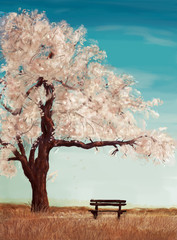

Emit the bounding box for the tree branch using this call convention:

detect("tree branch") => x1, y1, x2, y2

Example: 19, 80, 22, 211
52, 137, 139, 149
1, 103, 21, 115
0, 77, 44, 116
8, 148, 26, 163
9, 147, 35, 183
16, 135, 26, 156
40, 82, 55, 137
25, 77, 43, 98
12, 148, 24, 160
0, 138, 9, 147
54, 78, 76, 90
8, 157, 19, 161
111, 145, 119, 156
29, 135, 42, 167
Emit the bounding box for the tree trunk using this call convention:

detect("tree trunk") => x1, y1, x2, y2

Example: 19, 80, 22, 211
31, 172, 49, 212
30, 147, 50, 212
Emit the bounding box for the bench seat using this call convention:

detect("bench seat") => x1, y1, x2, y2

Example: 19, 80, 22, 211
89, 199, 127, 219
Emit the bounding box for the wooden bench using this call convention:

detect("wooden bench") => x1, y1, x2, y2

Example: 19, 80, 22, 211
89, 199, 126, 219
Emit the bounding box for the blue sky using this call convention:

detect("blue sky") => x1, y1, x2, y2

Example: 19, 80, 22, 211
0, 0, 177, 208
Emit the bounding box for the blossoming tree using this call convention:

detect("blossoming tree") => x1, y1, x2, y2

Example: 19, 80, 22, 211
0, 10, 176, 212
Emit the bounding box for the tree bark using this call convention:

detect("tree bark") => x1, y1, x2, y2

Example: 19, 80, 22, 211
30, 144, 50, 212
30, 171, 49, 212
28, 79, 54, 212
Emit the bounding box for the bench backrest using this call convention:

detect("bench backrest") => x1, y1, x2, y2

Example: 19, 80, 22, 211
90, 199, 126, 206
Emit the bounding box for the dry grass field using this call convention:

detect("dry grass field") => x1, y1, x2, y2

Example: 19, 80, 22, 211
0, 203, 177, 240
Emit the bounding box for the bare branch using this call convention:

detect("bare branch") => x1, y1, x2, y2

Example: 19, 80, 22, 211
13, 148, 24, 160
111, 145, 119, 156
90, 138, 98, 151
9, 147, 35, 182
8, 157, 19, 161
53, 137, 139, 150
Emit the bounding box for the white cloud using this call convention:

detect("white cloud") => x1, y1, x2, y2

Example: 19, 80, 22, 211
54, 8, 70, 14
125, 26, 176, 47
112, 67, 160, 89
95, 25, 176, 47
95, 25, 122, 31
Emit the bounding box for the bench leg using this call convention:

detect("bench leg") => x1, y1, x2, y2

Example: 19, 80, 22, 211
94, 211, 98, 219
94, 205, 98, 219
118, 205, 121, 219
91, 210, 98, 219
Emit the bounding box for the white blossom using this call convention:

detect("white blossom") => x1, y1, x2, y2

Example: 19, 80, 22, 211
0, 10, 176, 177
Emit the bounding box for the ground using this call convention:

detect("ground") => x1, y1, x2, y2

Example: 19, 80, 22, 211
0, 203, 177, 240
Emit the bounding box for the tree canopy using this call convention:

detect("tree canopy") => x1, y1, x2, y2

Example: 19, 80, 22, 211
0, 10, 176, 179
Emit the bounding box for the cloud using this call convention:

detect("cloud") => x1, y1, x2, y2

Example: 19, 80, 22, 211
112, 67, 160, 89
95, 25, 122, 31
54, 8, 70, 14
95, 25, 176, 47
125, 26, 176, 47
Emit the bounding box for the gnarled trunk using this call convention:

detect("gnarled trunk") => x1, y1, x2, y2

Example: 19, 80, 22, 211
29, 145, 50, 212
31, 172, 49, 212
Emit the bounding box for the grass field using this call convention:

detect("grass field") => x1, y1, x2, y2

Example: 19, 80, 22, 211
1, 203, 177, 240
